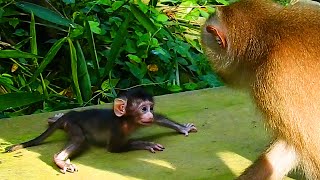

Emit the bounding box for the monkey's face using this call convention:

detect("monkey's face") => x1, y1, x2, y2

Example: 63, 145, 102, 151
136, 101, 154, 126
201, 1, 273, 64
201, 1, 271, 88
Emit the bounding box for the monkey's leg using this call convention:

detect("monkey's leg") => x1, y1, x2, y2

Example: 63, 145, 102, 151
127, 140, 165, 153
237, 139, 299, 180
54, 123, 85, 173
154, 114, 197, 136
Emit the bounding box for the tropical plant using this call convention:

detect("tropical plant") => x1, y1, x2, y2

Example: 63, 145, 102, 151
0, 0, 226, 118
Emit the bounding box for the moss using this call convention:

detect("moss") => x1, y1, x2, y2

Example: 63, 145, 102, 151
0, 88, 299, 179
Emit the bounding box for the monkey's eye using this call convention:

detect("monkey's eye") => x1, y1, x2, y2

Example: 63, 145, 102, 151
150, 106, 154, 112
141, 106, 148, 113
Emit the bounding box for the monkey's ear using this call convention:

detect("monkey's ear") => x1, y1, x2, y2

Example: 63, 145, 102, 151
206, 25, 227, 48
114, 98, 127, 117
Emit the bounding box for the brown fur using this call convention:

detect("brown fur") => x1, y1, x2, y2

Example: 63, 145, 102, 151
201, 0, 320, 179
238, 154, 273, 180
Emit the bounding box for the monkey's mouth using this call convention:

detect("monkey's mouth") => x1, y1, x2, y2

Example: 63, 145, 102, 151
140, 120, 153, 126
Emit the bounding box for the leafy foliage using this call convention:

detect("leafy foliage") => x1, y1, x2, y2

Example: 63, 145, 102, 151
0, 0, 225, 118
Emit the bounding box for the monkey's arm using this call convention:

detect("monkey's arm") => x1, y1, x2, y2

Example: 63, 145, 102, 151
154, 114, 197, 136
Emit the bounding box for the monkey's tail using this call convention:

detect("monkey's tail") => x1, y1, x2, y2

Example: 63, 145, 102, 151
5, 114, 66, 153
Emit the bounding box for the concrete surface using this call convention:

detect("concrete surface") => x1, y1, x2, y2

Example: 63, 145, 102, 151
0, 88, 301, 179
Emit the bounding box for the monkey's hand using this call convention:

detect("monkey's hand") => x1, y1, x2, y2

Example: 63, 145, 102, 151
145, 142, 165, 153
54, 155, 78, 173
128, 140, 165, 153
178, 123, 197, 136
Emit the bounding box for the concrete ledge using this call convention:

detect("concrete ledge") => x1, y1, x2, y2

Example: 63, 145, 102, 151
0, 88, 293, 179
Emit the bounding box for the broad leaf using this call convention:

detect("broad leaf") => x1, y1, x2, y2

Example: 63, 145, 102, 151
29, 37, 67, 83
68, 38, 83, 104
16, 1, 75, 27
0, 50, 38, 58
0, 92, 44, 111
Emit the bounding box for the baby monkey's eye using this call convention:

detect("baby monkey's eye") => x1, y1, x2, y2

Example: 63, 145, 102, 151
141, 106, 148, 113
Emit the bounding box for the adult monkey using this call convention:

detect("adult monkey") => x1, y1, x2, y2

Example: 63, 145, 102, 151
201, 0, 320, 179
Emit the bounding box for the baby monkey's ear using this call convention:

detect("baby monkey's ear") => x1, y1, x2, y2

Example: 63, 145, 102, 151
113, 98, 127, 117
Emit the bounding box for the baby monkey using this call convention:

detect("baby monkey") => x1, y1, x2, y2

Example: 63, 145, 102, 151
6, 88, 197, 173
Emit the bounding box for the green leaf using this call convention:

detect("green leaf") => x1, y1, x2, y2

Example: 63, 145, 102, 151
148, 0, 159, 7
9, 18, 19, 28
177, 57, 188, 65
30, 12, 48, 97
151, 47, 171, 63
188, 64, 199, 72
14, 29, 27, 37
0, 74, 19, 92
15, 2, 75, 27
0, 92, 45, 111
88, 21, 102, 34
0, 50, 38, 58
127, 54, 141, 63
184, 82, 198, 90
68, 38, 83, 104
125, 62, 147, 79
103, 15, 132, 78
167, 84, 182, 92
200, 74, 223, 87
112, 1, 124, 10
199, 9, 209, 18
180, 1, 195, 14
137, 33, 151, 47
98, 0, 111, 6
125, 39, 137, 53
29, 37, 67, 83
30, 12, 37, 58
137, 0, 149, 13
156, 14, 168, 22
0, 8, 4, 18
101, 79, 119, 91
141, 78, 153, 84
0, 74, 13, 85
62, 0, 75, 5
70, 26, 84, 38
109, 17, 123, 27
206, 6, 216, 14
130, 4, 158, 34
150, 38, 159, 48
216, 0, 230, 5
18, 74, 26, 87
84, 20, 100, 85
173, 41, 191, 58
75, 41, 92, 102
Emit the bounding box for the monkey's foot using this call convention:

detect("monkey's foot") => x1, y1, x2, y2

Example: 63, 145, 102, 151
54, 156, 78, 173
146, 143, 165, 153
54, 113, 64, 118
48, 113, 65, 124
180, 123, 198, 136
